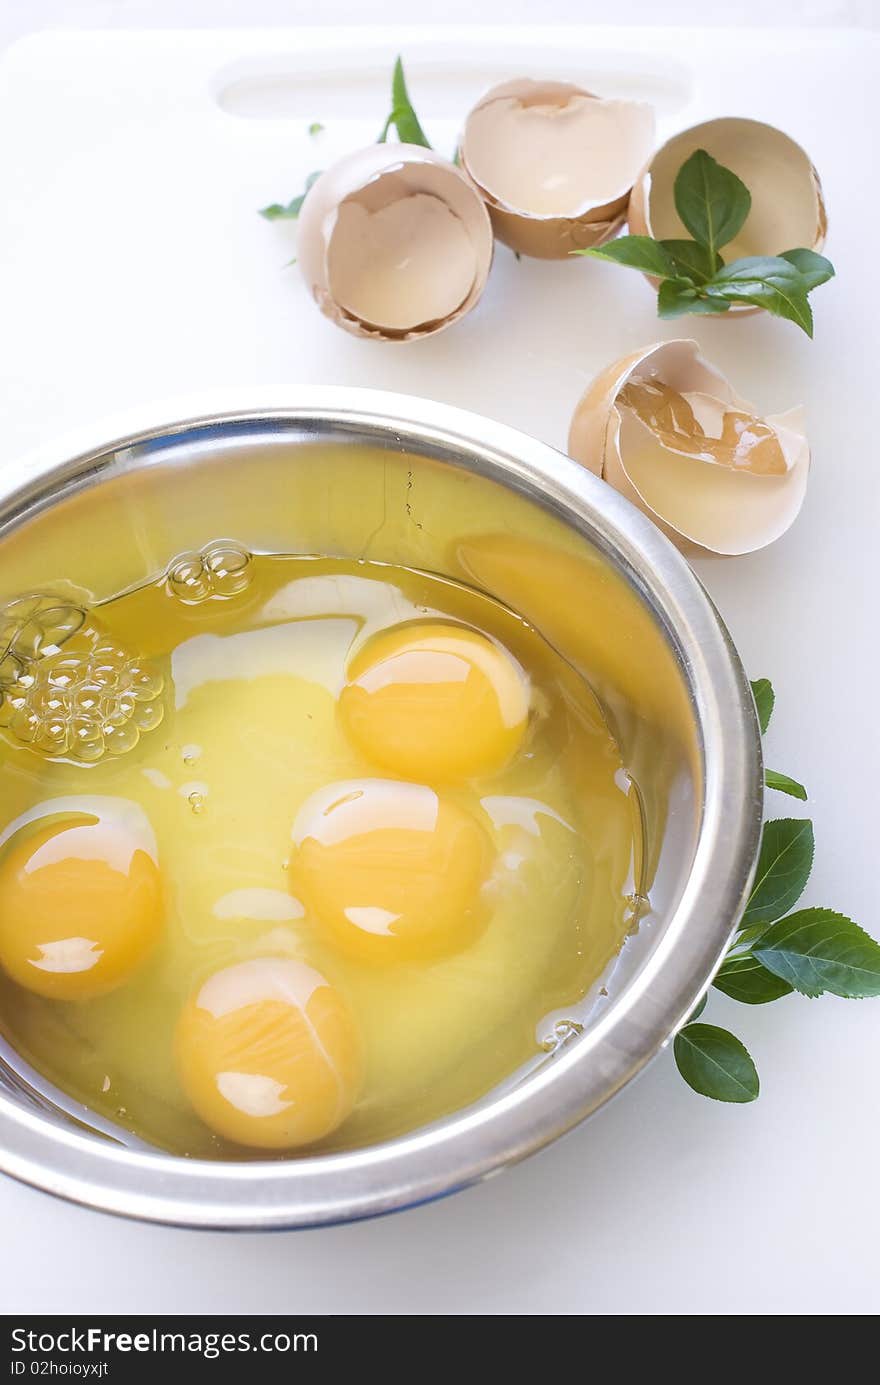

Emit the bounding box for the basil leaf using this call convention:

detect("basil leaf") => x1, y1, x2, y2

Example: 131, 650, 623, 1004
673, 149, 751, 258
754, 909, 880, 999
741, 818, 814, 928
750, 677, 774, 734
765, 769, 808, 800
581, 236, 678, 278
659, 238, 723, 284
378, 56, 431, 148
673, 1023, 759, 1102
713, 954, 794, 1005
308, 122, 324, 136
779, 248, 835, 291
705, 256, 814, 337
658, 279, 730, 319
259, 170, 322, 221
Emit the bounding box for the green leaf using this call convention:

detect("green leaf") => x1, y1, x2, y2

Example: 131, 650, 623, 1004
674, 1024, 759, 1102
657, 279, 730, 319
378, 56, 431, 148
734, 922, 772, 952
741, 818, 814, 927
259, 170, 322, 221
307, 122, 324, 137
754, 909, 880, 999
765, 769, 807, 800
705, 256, 814, 337
580, 235, 678, 279
713, 954, 794, 1005
750, 677, 774, 734
260, 201, 300, 222
687, 994, 708, 1023
779, 248, 835, 291
659, 238, 723, 283
673, 149, 751, 258
391, 57, 429, 146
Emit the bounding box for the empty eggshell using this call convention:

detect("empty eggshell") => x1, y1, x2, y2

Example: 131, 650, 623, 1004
628, 117, 826, 260
568, 339, 810, 557
296, 144, 494, 340
459, 79, 655, 259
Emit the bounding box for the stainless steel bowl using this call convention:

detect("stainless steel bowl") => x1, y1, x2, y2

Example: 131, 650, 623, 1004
0, 387, 762, 1229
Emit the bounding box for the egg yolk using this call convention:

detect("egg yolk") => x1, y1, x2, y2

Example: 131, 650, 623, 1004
0, 806, 162, 1000
289, 779, 492, 962
338, 622, 530, 782
176, 958, 361, 1149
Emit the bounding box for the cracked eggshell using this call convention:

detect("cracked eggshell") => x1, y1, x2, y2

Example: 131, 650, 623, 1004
296, 143, 494, 340
629, 117, 826, 258
459, 79, 655, 259
568, 339, 810, 557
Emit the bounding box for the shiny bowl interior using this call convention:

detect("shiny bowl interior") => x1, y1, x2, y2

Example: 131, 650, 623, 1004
0, 387, 762, 1228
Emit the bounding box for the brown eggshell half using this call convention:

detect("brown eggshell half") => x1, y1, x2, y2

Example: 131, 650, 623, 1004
568, 339, 810, 557
629, 117, 826, 256
296, 143, 494, 341
459, 79, 655, 260
627, 117, 826, 316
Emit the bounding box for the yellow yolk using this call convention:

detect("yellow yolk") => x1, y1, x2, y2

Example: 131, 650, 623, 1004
0, 801, 163, 1000
176, 958, 361, 1149
289, 779, 492, 962
338, 622, 530, 782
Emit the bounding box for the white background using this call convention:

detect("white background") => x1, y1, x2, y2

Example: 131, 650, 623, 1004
2, 0, 879, 48
0, 2, 878, 1318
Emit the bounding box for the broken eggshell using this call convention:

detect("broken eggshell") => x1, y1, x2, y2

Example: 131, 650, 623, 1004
459, 79, 655, 260
296, 144, 494, 340
628, 117, 826, 314
568, 339, 809, 557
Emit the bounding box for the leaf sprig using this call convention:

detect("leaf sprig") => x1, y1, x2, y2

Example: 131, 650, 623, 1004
259, 56, 430, 223
577, 149, 835, 337
673, 679, 880, 1103
377, 56, 432, 149
259, 171, 322, 223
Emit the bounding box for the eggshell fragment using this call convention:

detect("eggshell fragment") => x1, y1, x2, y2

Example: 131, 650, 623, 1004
628, 117, 826, 261
296, 144, 494, 340
459, 79, 655, 259
568, 339, 810, 557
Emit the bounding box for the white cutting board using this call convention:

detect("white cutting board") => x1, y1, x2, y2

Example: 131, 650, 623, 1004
0, 26, 878, 1317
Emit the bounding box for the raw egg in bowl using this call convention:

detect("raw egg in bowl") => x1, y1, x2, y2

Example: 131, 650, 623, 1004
0, 389, 761, 1227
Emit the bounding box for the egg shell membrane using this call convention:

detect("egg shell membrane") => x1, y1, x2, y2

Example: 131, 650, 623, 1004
459, 79, 654, 260
568, 338, 809, 557
296, 142, 494, 340
627, 117, 826, 315
617, 383, 793, 476
328, 193, 477, 333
